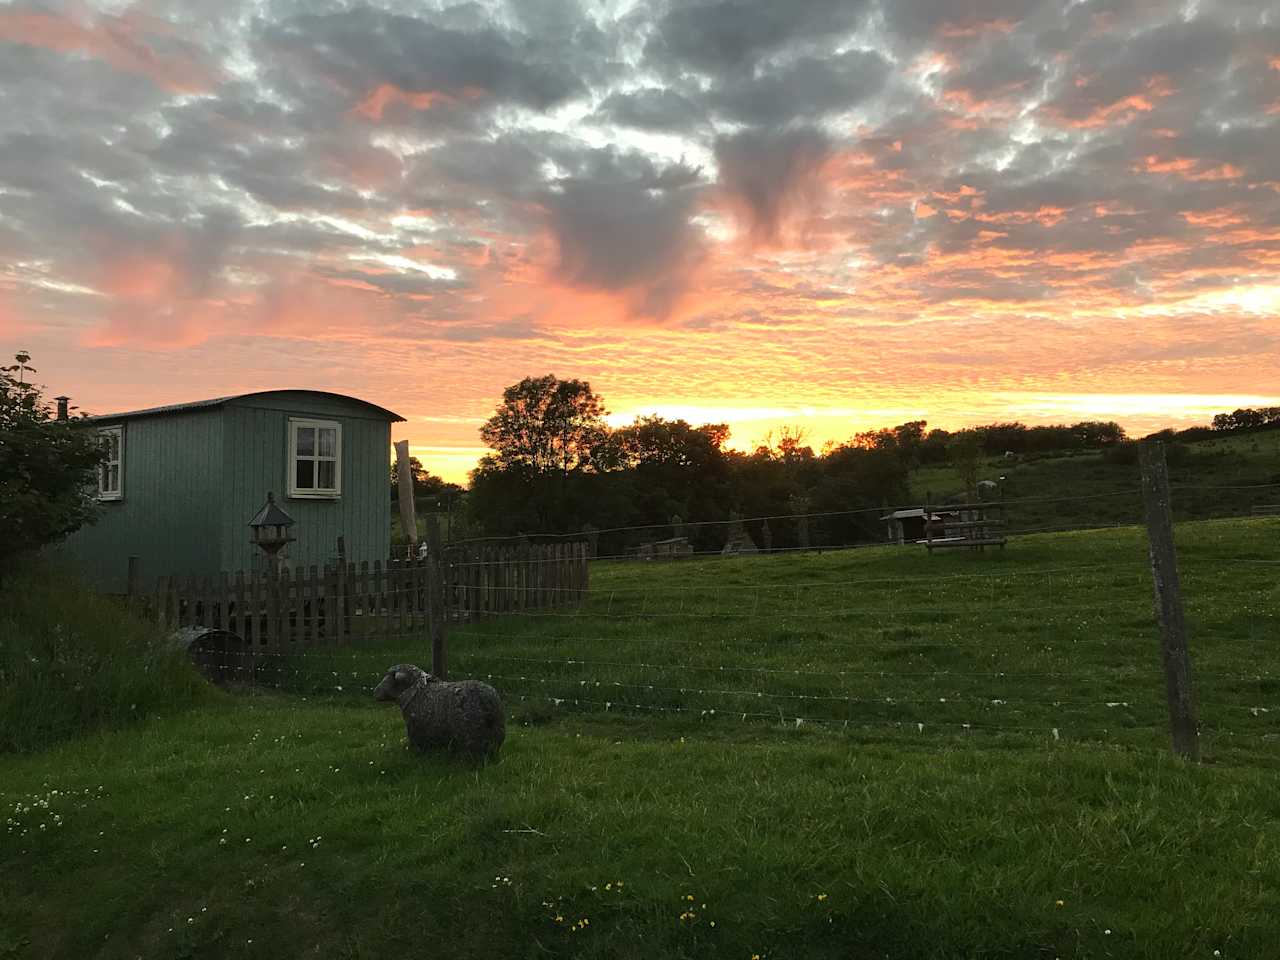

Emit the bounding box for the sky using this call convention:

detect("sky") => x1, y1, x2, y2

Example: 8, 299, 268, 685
1, 0, 1279, 482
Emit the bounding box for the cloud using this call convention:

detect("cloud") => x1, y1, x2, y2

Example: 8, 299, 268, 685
713, 129, 831, 244
0, 5, 220, 93
645, 0, 870, 76
540, 150, 707, 317
596, 88, 706, 132
2, 0, 1279, 481
261, 6, 588, 119
708, 49, 891, 125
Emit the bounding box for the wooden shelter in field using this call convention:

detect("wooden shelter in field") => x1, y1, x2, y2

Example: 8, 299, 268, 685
882, 508, 958, 544
57, 390, 403, 593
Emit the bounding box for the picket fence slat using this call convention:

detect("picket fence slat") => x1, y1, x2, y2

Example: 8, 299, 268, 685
153, 542, 589, 646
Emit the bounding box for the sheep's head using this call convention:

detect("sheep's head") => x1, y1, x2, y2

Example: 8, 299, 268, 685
373, 664, 433, 702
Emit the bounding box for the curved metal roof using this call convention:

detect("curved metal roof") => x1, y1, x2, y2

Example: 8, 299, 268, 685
80, 389, 404, 423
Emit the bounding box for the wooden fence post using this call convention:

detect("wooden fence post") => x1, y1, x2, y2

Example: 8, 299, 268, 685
427, 517, 447, 679
1139, 441, 1201, 762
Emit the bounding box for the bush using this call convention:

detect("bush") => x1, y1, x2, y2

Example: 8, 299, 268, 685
0, 565, 213, 752
1102, 441, 1140, 465
0, 352, 105, 575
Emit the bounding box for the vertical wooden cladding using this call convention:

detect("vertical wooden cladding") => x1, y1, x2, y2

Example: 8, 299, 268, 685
220, 394, 393, 576
58, 408, 224, 593
59, 391, 397, 594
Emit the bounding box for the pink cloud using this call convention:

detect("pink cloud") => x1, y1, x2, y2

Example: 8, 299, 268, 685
0, 6, 220, 93
350, 83, 486, 121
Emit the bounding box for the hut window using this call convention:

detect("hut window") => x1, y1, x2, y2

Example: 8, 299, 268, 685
288, 418, 342, 498
97, 426, 123, 500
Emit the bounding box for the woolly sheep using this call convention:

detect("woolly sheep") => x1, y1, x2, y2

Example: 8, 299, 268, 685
373, 664, 505, 759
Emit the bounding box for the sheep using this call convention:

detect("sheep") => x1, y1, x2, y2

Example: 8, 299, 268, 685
373, 663, 505, 759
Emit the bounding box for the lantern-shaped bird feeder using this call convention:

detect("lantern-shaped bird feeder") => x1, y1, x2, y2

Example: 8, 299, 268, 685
249, 492, 296, 574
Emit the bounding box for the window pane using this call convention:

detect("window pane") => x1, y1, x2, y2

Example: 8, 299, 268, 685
318, 427, 337, 458
100, 463, 110, 492
109, 434, 119, 461
317, 459, 336, 490
110, 465, 119, 491
295, 459, 314, 490
296, 426, 315, 457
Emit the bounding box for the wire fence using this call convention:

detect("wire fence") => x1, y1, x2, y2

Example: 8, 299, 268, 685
427, 481, 1280, 565
190, 504, 1279, 754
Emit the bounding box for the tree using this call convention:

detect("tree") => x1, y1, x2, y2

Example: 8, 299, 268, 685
947, 432, 983, 500
390, 455, 463, 507
479, 375, 609, 476
1212, 407, 1280, 432
0, 353, 105, 574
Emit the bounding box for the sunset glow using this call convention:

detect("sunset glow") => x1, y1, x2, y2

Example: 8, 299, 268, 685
2, 0, 1278, 482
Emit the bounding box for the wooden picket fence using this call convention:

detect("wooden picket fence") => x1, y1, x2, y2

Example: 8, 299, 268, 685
152, 541, 590, 649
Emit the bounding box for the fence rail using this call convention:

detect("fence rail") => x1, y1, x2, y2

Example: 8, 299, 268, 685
151, 542, 590, 655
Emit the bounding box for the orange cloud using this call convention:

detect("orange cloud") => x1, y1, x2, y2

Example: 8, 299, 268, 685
351, 84, 486, 120
1044, 75, 1174, 129
0, 7, 219, 93
938, 18, 1019, 39
1182, 209, 1246, 228
1139, 155, 1244, 181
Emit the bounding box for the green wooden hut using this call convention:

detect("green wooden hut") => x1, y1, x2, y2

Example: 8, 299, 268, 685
57, 390, 403, 594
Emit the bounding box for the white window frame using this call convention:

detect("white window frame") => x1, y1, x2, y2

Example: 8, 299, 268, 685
97, 426, 123, 501
288, 418, 342, 499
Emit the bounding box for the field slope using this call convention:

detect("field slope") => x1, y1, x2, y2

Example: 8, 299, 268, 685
3, 519, 1278, 960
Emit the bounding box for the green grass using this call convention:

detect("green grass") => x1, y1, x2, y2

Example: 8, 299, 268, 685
276, 517, 1279, 764
0, 566, 212, 753
3, 521, 1279, 958
910, 428, 1280, 534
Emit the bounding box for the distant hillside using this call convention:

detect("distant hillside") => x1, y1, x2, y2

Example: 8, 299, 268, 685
909, 428, 1280, 534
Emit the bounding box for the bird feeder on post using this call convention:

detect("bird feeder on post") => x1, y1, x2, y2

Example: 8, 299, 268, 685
249, 492, 296, 576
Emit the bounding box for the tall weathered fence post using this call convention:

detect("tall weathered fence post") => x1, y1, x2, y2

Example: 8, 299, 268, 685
394, 439, 418, 550
1139, 441, 1201, 762
427, 517, 448, 679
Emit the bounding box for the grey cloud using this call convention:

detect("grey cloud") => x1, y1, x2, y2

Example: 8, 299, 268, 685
595, 88, 706, 132
540, 150, 706, 316
880, 0, 1050, 45
428, 134, 549, 195
645, 0, 870, 76
1042, 16, 1237, 125
714, 128, 831, 243
261, 6, 588, 115
709, 49, 890, 125
941, 38, 1044, 102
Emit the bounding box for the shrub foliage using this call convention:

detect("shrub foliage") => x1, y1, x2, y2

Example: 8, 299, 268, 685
0, 352, 105, 574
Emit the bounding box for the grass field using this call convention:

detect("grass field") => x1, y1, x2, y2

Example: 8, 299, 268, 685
910, 428, 1280, 535
3, 519, 1278, 959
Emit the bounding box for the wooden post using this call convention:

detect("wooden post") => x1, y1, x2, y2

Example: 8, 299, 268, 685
335, 537, 348, 644
372, 559, 384, 642
394, 439, 418, 548
427, 517, 447, 679
233, 571, 247, 646
1139, 441, 1201, 762
154, 575, 169, 630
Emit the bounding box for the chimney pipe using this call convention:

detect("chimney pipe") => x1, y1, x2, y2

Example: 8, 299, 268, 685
55, 396, 69, 421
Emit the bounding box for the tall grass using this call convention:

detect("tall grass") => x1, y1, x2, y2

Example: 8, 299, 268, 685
0, 564, 212, 752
